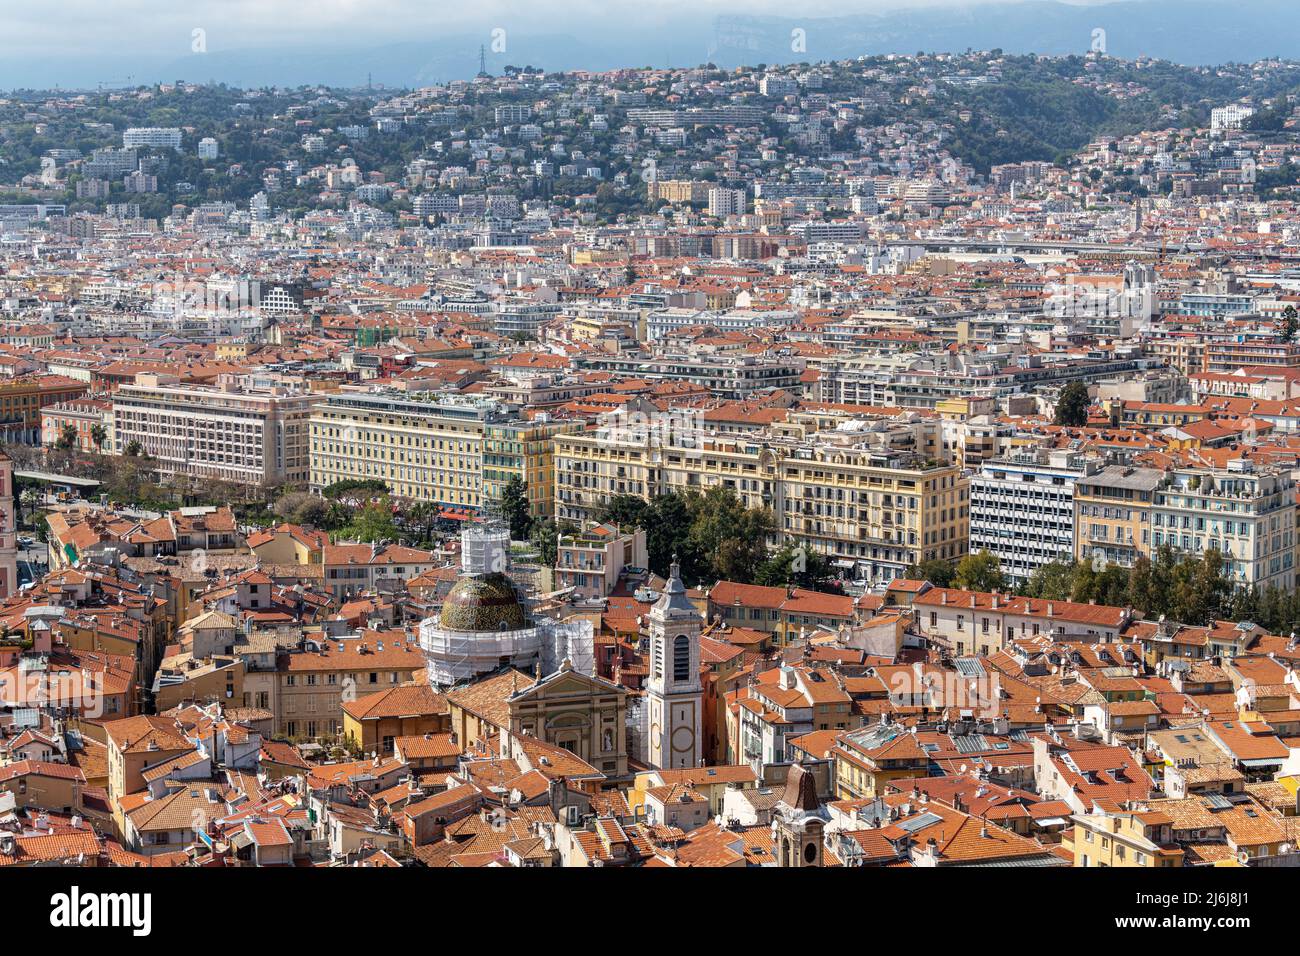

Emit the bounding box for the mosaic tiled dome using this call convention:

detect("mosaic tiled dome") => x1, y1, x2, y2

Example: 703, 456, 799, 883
439, 573, 527, 632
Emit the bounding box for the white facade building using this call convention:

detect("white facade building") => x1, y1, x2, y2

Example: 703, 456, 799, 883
969, 449, 1091, 585
708, 187, 747, 217
1211, 104, 1256, 131
123, 127, 183, 149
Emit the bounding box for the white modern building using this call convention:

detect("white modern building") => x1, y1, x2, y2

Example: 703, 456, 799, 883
708, 187, 747, 217
123, 127, 183, 149
969, 449, 1092, 586
644, 307, 797, 342
1151, 461, 1296, 593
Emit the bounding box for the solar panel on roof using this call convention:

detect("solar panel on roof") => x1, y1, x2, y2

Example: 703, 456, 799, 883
954, 734, 990, 754
897, 812, 944, 832
954, 657, 986, 679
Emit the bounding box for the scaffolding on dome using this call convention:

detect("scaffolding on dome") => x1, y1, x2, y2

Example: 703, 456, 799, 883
419, 616, 594, 688
419, 520, 594, 688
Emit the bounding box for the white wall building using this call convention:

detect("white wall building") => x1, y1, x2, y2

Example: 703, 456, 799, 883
123, 127, 183, 149
969, 449, 1091, 585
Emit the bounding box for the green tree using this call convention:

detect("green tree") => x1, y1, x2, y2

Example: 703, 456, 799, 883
18, 488, 40, 530
904, 558, 956, 588
498, 475, 532, 540
1283, 306, 1298, 344
755, 544, 841, 592
274, 490, 328, 527
954, 550, 1006, 592
644, 493, 694, 578
90, 423, 108, 452
598, 494, 650, 530
323, 500, 353, 532
530, 517, 559, 566
55, 424, 78, 451
1094, 565, 1132, 607
1022, 560, 1077, 600
1070, 559, 1098, 603
400, 500, 440, 547
322, 478, 389, 500
1126, 554, 1159, 615
340, 499, 400, 543
1055, 381, 1092, 427
686, 486, 777, 585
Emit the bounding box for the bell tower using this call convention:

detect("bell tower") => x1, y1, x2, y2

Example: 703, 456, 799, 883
646, 556, 702, 770
772, 762, 828, 867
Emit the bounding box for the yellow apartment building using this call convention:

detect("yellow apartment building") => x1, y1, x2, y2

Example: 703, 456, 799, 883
309, 392, 508, 510
1073, 464, 1161, 568
1069, 809, 1185, 867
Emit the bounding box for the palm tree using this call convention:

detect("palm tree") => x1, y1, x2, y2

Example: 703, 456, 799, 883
90, 423, 108, 452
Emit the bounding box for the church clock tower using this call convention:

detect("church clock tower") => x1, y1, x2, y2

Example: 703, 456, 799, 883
646, 556, 702, 770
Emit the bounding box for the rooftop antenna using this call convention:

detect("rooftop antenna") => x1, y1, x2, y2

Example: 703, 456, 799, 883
479, 45, 489, 78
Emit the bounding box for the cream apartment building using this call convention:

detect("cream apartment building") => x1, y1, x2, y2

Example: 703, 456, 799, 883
1150, 461, 1295, 593
553, 429, 967, 582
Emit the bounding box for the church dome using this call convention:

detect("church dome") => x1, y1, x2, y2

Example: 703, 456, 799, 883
439, 573, 527, 632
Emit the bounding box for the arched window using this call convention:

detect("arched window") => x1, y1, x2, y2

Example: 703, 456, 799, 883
673, 634, 691, 683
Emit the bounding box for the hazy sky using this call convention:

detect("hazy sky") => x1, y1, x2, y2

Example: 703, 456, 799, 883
2, 0, 1113, 56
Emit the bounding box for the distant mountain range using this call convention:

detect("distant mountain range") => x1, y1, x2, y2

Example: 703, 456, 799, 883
5, 0, 1300, 91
